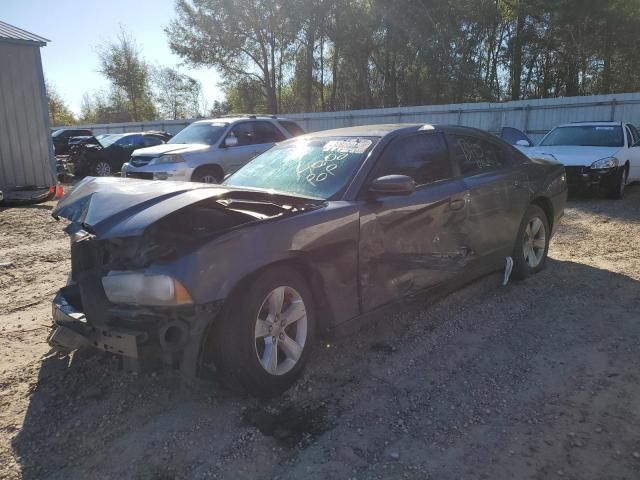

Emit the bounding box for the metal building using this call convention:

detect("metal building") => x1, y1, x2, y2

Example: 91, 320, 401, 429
0, 20, 56, 201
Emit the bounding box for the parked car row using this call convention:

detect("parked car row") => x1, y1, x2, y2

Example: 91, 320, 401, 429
53, 119, 639, 200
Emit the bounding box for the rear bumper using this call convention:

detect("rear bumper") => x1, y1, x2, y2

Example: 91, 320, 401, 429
564, 165, 619, 192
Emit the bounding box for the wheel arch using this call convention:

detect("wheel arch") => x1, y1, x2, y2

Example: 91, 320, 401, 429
191, 163, 224, 182
531, 196, 554, 232
220, 255, 336, 336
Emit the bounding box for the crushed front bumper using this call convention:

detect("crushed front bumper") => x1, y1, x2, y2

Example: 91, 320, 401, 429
564, 165, 619, 193
121, 162, 194, 182
49, 286, 145, 358
49, 284, 223, 375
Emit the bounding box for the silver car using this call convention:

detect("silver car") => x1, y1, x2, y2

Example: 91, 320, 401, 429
121, 116, 305, 183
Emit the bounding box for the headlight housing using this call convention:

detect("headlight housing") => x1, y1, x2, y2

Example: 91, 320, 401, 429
151, 154, 185, 165
590, 156, 619, 169
102, 271, 193, 306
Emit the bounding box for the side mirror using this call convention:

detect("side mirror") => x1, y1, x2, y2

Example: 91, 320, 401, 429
222, 135, 238, 148
368, 175, 416, 196
516, 139, 532, 147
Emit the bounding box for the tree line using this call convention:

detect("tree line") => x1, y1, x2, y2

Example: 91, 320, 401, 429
49, 0, 640, 125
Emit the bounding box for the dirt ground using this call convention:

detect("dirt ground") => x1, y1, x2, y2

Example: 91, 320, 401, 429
1, 185, 640, 480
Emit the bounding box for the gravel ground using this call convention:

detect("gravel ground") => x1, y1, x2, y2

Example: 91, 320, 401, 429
1, 186, 640, 480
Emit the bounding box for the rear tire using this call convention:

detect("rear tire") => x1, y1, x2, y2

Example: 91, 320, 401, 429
192, 166, 223, 184
208, 266, 316, 397
511, 204, 550, 281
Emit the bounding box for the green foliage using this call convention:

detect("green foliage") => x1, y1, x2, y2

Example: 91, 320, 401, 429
153, 67, 202, 120
166, 0, 640, 114
97, 27, 157, 121
46, 81, 76, 126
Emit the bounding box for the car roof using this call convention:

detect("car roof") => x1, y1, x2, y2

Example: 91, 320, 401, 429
558, 121, 623, 127
192, 116, 287, 125
302, 124, 431, 138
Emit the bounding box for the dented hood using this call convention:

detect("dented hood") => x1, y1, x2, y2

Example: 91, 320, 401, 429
53, 177, 322, 239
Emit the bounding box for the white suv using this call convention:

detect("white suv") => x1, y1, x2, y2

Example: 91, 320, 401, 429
523, 121, 640, 199
121, 116, 305, 183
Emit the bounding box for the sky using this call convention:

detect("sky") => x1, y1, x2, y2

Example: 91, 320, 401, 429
2, 0, 224, 115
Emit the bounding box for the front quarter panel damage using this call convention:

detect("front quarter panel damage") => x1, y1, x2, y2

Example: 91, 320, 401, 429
146, 202, 362, 333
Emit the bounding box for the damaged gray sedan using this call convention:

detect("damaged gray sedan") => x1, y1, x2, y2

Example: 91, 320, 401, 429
49, 124, 567, 395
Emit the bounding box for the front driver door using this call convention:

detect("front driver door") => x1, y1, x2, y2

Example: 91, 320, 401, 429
112, 134, 145, 171
219, 121, 261, 173
624, 124, 640, 181
358, 131, 471, 312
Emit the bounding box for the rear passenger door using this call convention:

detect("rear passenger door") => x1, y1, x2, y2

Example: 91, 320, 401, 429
446, 132, 530, 264
358, 131, 470, 311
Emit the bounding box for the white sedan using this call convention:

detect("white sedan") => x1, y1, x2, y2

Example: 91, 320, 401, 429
520, 121, 640, 199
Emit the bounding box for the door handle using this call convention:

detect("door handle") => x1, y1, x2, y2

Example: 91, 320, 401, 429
449, 198, 466, 211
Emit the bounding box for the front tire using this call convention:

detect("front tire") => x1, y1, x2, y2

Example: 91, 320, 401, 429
607, 166, 627, 200
511, 205, 550, 281
192, 166, 223, 184
209, 266, 316, 396
93, 159, 112, 177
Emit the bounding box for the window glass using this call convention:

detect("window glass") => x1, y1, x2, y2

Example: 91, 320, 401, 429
225, 136, 377, 199
143, 136, 163, 147
116, 134, 144, 147
169, 123, 227, 145
278, 120, 305, 137
631, 124, 640, 145
227, 122, 256, 146
252, 121, 286, 143
540, 125, 624, 147
373, 133, 452, 185
500, 127, 533, 146
448, 134, 508, 175
625, 124, 639, 146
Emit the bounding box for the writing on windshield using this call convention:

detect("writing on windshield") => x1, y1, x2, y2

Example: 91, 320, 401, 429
224, 137, 376, 199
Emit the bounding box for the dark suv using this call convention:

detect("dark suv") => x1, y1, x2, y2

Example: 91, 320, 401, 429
52, 128, 93, 155
73, 132, 171, 178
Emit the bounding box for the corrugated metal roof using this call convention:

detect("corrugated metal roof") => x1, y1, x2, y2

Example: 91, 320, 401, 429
0, 20, 49, 45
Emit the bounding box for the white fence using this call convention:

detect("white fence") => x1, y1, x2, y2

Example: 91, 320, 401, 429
58, 92, 640, 143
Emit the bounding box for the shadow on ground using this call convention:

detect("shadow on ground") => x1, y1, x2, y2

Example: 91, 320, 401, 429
11, 258, 640, 479
567, 183, 640, 221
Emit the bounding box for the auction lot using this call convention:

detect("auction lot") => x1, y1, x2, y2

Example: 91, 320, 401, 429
1, 186, 639, 480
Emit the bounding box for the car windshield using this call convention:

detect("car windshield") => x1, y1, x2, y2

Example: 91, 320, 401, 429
540, 125, 624, 147
224, 136, 377, 199
98, 134, 125, 148
168, 123, 227, 145
51, 129, 64, 138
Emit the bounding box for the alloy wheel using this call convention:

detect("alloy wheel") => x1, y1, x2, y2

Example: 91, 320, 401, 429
254, 286, 308, 376
522, 216, 546, 268
95, 161, 112, 177
200, 175, 220, 184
